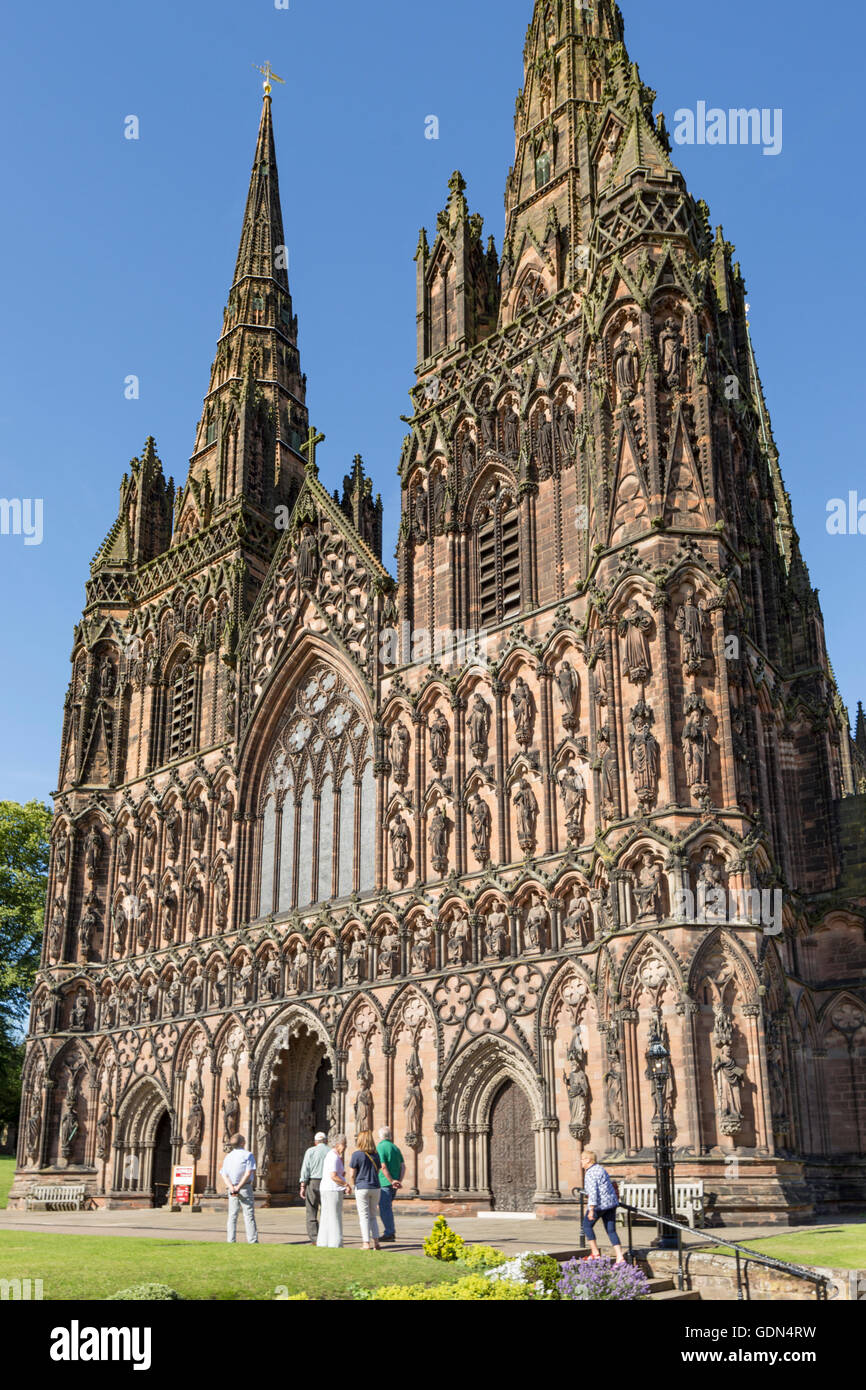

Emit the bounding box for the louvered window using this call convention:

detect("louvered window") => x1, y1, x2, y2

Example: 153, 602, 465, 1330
169, 659, 195, 761
478, 505, 522, 626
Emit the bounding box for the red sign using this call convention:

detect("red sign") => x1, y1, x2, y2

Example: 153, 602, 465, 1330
172, 1164, 195, 1206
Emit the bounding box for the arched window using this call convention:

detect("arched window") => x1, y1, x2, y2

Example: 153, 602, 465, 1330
477, 494, 521, 627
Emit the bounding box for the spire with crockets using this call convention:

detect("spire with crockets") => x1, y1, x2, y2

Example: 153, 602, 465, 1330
182, 88, 309, 522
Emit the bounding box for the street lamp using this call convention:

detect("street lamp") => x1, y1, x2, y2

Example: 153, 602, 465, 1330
645, 1014, 677, 1250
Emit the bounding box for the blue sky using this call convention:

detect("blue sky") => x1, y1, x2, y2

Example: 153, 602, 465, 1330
1, 0, 864, 806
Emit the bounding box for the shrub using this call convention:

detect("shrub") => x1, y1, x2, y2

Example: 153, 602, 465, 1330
364, 1274, 535, 1301
458, 1243, 508, 1272
557, 1257, 651, 1302
108, 1283, 182, 1301
423, 1215, 466, 1262
485, 1250, 562, 1299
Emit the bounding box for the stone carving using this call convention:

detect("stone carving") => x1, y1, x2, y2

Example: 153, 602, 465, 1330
628, 699, 660, 811
317, 942, 337, 991
446, 911, 470, 966
354, 1051, 374, 1133
296, 526, 319, 591
54, 828, 69, 881
696, 847, 727, 922
604, 1028, 625, 1148
618, 600, 653, 684
467, 694, 491, 762
563, 890, 593, 946
485, 906, 509, 959
556, 399, 575, 458
537, 413, 554, 474
95, 1090, 112, 1161
261, 954, 280, 999
555, 661, 580, 730
218, 790, 234, 842
404, 1046, 423, 1149
674, 587, 707, 673
117, 827, 134, 876
59, 1074, 80, 1161
186, 879, 204, 937
84, 826, 103, 880
632, 852, 663, 923
145, 978, 160, 1021
237, 958, 254, 1002
345, 928, 367, 984
166, 975, 182, 1017
512, 775, 539, 852
289, 942, 310, 993
48, 897, 66, 961
411, 917, 434, 973
658, 316, 685, 389
682, 694, 712, 800
214, 964, 229, 1007
165, 808, 182, 861
598, 727, 618, 818
503, 403, 520, 455
78, 899, 100, 961
257, 1099, 272, 1184
158, 884, 176, 945
389, 812, 411, 883
468, 792, 492, 865
222, 1070, 241, 1143
214, 864, 230, 929
559, 763, 587, 843
185, 1079, 205, 1157
564, 1033, 590, 1140
429, 710, 450, 773
389, 720, 411, 785
428, 806, 450, 876
378, 926, 400, 979
511, 676, 535, 748
613, 330, 639, 401
188, 965, 205, 1012
190, 799, 208, 851
712, 1005, 745, 1136
71, 989, 89, 1031
524, 894, 548, 953
142, 816, 157, 868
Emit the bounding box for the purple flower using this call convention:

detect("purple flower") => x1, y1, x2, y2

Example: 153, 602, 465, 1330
557, 1256, 651, 1302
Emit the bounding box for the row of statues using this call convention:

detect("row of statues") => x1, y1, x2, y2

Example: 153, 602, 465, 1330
52, 791, 235, 887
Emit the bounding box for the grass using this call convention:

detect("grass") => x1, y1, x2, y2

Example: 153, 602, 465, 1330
708, 1225, 866, 1271
0, 1230, 463, 1300
0, 1158, 14, 1210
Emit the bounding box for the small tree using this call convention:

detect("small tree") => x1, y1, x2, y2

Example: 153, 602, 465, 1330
0, 800, 51, 1125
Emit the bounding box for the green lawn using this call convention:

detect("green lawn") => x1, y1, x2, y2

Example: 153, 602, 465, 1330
710, 1226, 866, 1271
0, 1159, 14, 1210
0, 1230, 462, 1300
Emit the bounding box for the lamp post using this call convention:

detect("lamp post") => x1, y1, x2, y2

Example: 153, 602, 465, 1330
645, 1012, 677, 1250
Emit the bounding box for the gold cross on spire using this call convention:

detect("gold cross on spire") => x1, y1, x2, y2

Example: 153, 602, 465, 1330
301, 426, 325, 474
254, 62, 285, 95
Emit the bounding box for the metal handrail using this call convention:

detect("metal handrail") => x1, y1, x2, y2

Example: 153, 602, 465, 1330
570, 1186, 830, 1301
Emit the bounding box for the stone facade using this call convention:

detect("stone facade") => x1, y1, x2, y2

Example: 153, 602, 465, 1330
10, 1, 866, 1219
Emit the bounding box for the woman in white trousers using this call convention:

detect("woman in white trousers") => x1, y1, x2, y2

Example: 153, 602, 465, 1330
317, 1135, 349, 1248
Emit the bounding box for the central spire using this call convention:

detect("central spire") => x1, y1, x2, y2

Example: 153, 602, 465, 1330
233, 91, 289, 290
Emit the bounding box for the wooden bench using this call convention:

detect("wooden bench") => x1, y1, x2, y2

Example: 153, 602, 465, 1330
25, 1183, 88, 1212
617, 1180, 705, 1229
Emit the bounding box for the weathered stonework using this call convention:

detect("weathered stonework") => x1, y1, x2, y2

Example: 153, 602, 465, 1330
11, 2, 866, 1220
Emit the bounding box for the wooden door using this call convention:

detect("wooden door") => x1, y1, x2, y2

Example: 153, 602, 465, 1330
488, 1080, 535, 1211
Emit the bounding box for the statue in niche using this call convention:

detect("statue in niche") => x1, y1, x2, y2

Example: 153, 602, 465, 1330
257, 1100, 272, 1184
428, 806, 449, 873
345, 929, 367, 984
429, 710, 450, 772
190, 800, 208, 851
628, 701, 660, 810
117, 828, 134, 876
157, 885, 175, 945
60, 1075, 80, 1160
167, 976, 182, 1017
214, 865, 231, 929
186, 880, 203, 938
296, 526, 319, 591
49, 898, 66, 960
214, 964, 229, 1008
112, 899, 128, 955
559, 763, 587, 843
78, 901, 99, 960
537, 414, 554, 474
84, 826, 103, 880
218, 790, 234, 842
460, 433, 476, 475
503, 404, 520, 456
430, 470, 447, 533
658, 316, 685, 390
165, 809, 182, 861
145, 979, 160, 1021
632, 852, 663, 923
513, 776, 539, 850
598, 728, 618, 815
412, 918, 434, 973
468, 792, 492, 865
188, 966, 205, 1013
389, 813, 411, 882
96, 1091, 112, 1161
261, 954, 280, 999
54, 829, 69, 881
38, 992, 54, 1033
354, 1054, 374, 1133
696, 847, 727, 922
404, 1051, 423, 1147
317, 943, 337, 991
618, 600, 653, 685
712, 1006, 745, 1136
447, 911, 470, 966
290, 943, 310, 993
563, 891, 593, 946
412, 490, 428, 545
185, 1080, 205, 1157
556, 661, 581, 729
104, 988, 119, 1028
588, 631, 608, 706
222, 1072, 241, 1143
142, 817, 157, 868
682, 695, 712, 792
378, 926, 400, 979
564, 1040, 590, 1139
556, 400, 575, 458
674, 587, 707, 673
71, 989, 88, 1031
604, 1029, 625, 1146
467, 694, 491, 761
613, 331, 639, 401
389, 721, 411, 785
511, 676, 535, 747
524, 894, 548, 953
485, 906, 509, 959
237, 958, 254, 1002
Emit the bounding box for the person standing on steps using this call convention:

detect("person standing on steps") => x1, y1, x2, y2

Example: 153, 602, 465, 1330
580, 1149, 625, 1264
299, 1131, 329, 1243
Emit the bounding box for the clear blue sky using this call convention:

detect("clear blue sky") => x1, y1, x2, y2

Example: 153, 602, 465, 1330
1, 0, 864, 806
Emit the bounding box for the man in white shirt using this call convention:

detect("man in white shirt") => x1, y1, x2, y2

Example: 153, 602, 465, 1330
220, 1132, 259, 1244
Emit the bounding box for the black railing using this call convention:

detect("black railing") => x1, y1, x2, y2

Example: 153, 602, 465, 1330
570, 1187, 830, 1301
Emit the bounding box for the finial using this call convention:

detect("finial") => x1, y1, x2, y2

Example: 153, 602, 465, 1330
301, 426, 325, 475
253, 62, 285, 97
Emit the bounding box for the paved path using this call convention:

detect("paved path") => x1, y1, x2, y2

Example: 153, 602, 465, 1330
0, 1204, 833, 1256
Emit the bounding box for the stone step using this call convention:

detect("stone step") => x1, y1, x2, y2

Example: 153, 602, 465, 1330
650, 1288, 703, 1301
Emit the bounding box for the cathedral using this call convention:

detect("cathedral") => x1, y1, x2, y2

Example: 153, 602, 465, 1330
11, 0, 866, 1222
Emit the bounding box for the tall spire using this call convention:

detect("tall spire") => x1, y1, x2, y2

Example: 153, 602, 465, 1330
181, 89, 309, 524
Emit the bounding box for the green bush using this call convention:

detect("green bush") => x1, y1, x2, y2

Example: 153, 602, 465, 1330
458, 1243, 508, 1271
423, 1215, 466, 1262
108, 1283, 182, 1301
519, 1253, 562, 1297
366, 1274, 535, 1301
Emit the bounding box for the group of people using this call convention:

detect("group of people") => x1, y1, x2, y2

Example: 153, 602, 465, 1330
219, 1127, 405, 1249
220, 1134, 623, 1261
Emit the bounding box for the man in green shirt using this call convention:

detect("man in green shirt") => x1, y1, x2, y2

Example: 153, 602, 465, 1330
376, 1126, 405, 1242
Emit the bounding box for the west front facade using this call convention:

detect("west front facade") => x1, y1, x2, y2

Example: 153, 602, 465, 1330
11, 0, 866, 1222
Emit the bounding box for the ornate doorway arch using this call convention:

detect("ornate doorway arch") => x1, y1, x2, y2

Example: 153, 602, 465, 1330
488, 1079, 535, 1211
113, 1077, 172, 1203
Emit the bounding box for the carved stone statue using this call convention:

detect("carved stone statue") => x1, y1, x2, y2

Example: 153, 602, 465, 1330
556, 661, 580, 729
117, 827, 134, 876
503, 404, 520, 455
674, 588, 706, 673
598, 729, 618, 815
559, 763, 587, 843
71, 989, 89, 1031
618, 600, 653, 684
214, 865, 230, 928
563, 891, 593, 945
186, 880, 203, 937
404, 1055, 423, 1146
511, 677, 535, 747
604, 1029, 624, 1146
354, 1054, 374, 1133
48, 898, 66, 961
318, 943, 337, 990
524, 894, 548, 952
446, 912, 470, 966
485, 906, 509, 959
188, 966, 204, 1013
296, 526, 319, 590
165, 808, 182, 861
54, 829, 69, 881
429, 710, 450, 772
142, 817, 157, 868
185, 1080, 205, 1157
632, 852, 663, 923
261, 954, 280, 999
659, 316, 685, 389
112, 899, 128, 955
96, 1091, 112, 1160
564, 1049, 590, 1138
389, 813, 411, 882
556, 400, 575, 458
712, 1006, 745, 1135
218, 790, 234, 842
238, 958, 254, 1002
290, 943, 310, 993
696, 847, 727, 922
468, 792, 492, 864
613, 330, 639, 400
537, 414, 554, 474
78, 902, 99, 960
60, 1076, 79, 1160
628, 703, 660, 810
682, 695, 712, 792
412, 918, 434, 973
167, 975, 182, 1017
389, 721, 411, 784
222, 1072, 241, 1143
346, 929, 367, 984
84, 826, 103, 880
512, 776, 539, 850
145, 979, 160, 1021
467, 694, 491, 761
428, 807, 449, 874
157, 885, 175, 945
190, 800, 208, 851
378, 927, 400, 979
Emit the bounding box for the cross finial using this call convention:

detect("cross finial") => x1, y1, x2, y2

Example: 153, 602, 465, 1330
254, 62, 285, 96
301, 426, 325, 474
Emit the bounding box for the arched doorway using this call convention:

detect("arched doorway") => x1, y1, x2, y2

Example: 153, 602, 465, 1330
151, 1112, 172, 1208
258, 1017, 335, 1200
489, 1080, 535, 1212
